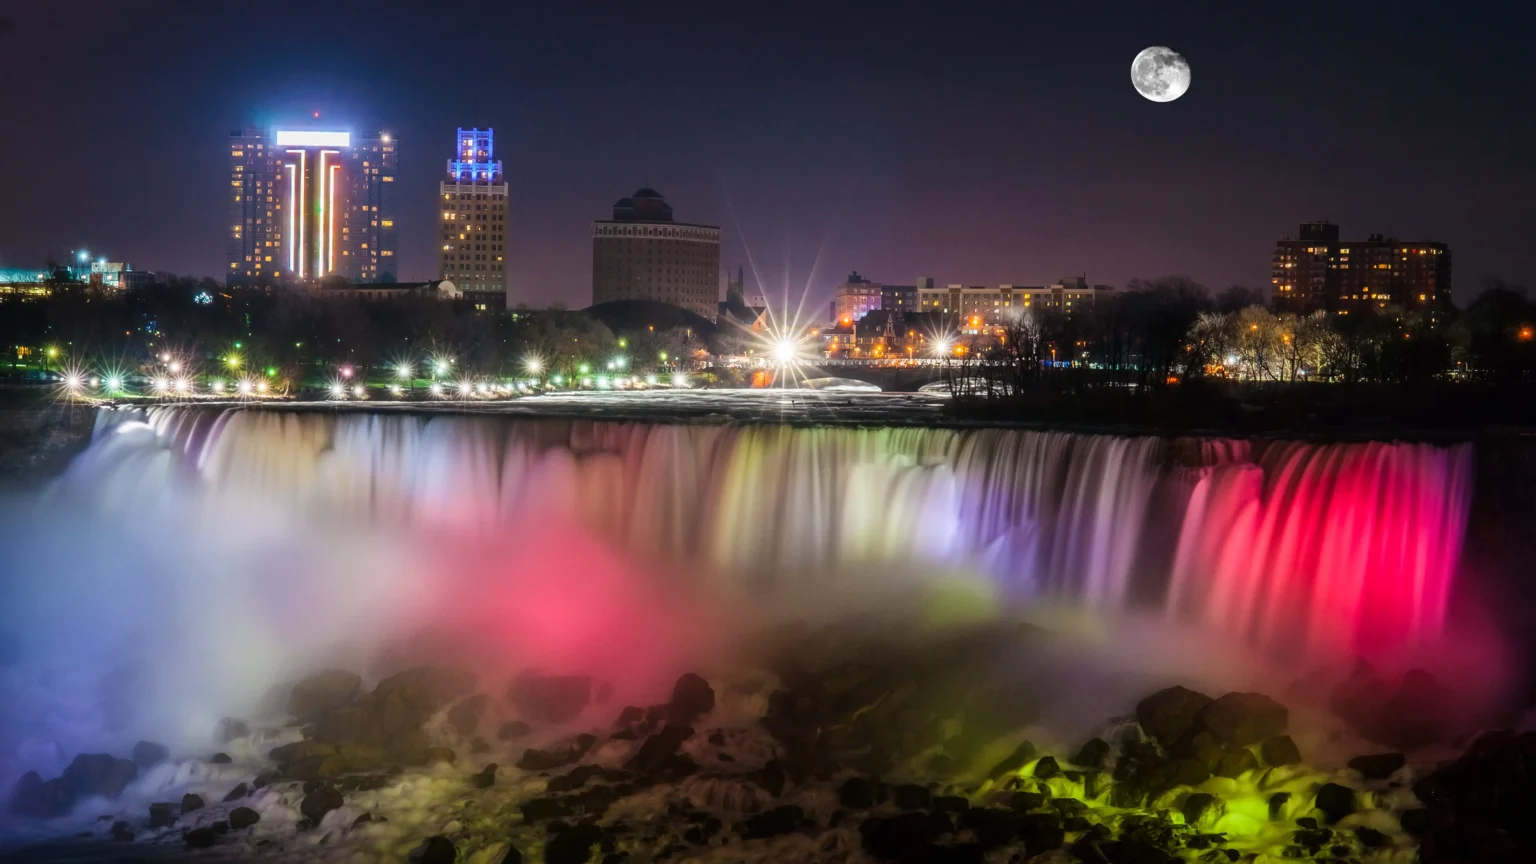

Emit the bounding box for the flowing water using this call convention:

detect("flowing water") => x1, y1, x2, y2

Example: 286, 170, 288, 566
74, 405, 1472, 660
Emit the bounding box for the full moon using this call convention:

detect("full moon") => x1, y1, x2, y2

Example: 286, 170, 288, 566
1131, 46, 1190, 102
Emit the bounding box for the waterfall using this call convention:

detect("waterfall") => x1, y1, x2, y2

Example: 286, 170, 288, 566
70, 406, 1473, 660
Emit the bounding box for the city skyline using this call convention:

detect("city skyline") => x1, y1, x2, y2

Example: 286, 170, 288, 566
0, 1, 1532, 310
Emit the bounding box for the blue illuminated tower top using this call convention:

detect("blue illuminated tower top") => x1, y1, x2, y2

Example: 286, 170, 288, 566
447, 128, 501, 183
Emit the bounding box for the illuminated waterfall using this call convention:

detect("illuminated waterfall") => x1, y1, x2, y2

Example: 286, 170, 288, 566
81, 406, 1473, 659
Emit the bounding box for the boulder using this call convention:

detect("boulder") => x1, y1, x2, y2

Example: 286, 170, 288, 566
414, 835, 457, 864
216, 717, 250, 743
472, 763, 497, 789
222, 783, 249, 803
624, 724, 694, 775
544, 824, 607, 864
1032, 755, 1060, 779
1071, 738, 1110, 768
148, 801, 178, 829
1136, 686, 1214, 745
181, 793, 204, 813
8, 771, 73, 818
838, 776, 876, 809
1016, 813, 1065, 856
987, 739, 1037, 779
300, 783, 344, 824
739, 804, 805, 839
1314, 782, 1356, 824
497, 720, 531, 741
515, 734, 594, 771
110, 820, 134, 842
210, 752, 232, 764
62, 754, 137, 800
447, 694, 489, 737
287, 670, 362, 721
958, 807, 1016, 848
314, 705, 387, 747
1267, 791, 1292, 821
183, 827, 218, 849
132, 740, 170, 769
372, 667, 476, 730
669, 673, 716, 722
507, 672, 592, 724
1260, 735, 1302, 766
1343, 668, 1457, 751
860, 811, 935, 858
1348, 751, 1406, 780
1182, 792, 1220, 826
1199, 692, 1288, 747
1214, 748, 1258, 779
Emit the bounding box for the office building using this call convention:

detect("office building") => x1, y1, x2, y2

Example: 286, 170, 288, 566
439, 127, 509, 311
918, 277, 1110, 328
1272, 222, 1450, 315
831, 273, 930, 324
226, 127, 397, 285
592, 188, 720, 320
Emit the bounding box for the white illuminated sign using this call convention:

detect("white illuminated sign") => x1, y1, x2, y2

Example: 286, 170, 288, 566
274, 130, 351, 147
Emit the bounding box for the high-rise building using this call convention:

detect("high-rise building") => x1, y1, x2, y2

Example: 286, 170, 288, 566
1272, 222, 1451, 315
592, 188, 720, 320
226, 127, 397, 285
439, 127, 509, 311
832, 271, 882, 324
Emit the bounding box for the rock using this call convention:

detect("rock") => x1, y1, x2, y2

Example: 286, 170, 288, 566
507, 672, 591, 724
1398, 807, 1431, 837
892, 783, 932, 810
758, 760, 786, 796
1170, 757, 1211, 786
860, 811, 933, 859
1183, 792, 1219, 826
426, 746, 456, 765
1008, 790, 1044, 812
448, 694, 490, 737
269, 740, 337, 765
252, 772, 279, 789
300, 784, 344, 824
287, 669, 362, 720
1173, 731, 1226, 770
1314, 782, 1355, 824
8, 771, 74, 818
1260, 735, 1302, 766
987, 739, 1037, 779
111, 820, 134, 841
222, 782, 249, 803
545, 824, 607, 864
62, 753, 138, 799
1348, 751, 1406, 780
1032, 755, 1060, 779
1199, 692, 1288, 747
181, 793, 204, 813
229, 806, 260, 830
838, 776, 876, 809
372, 667, 477, 735
1016, 813, 1065, 856
1214, 748, 1258, 779
470, 736, 490, 754
473, 763, 498, 789
624, 724, 693, 775
497, 720, 532, 741
958, 807, 1015, 848
933, 795, 969, 813
210, 752, 232, 764
1071, 738, 1110, 768
132, 740, 170, 769
1268, 791, 1292, 821
287, 754, 347, 781
1356, 825, 1390, 848
216, 717, 250, 743
353, 812, 375, 826
519, 796, 569, 822
184, 827, 218, 849
1137, 686, 1214, 745
516, 738, 591, 772
415, 835, 457, 864
740, 804, 805, 839
669, 673, 716, 722
148, 802, 178, 828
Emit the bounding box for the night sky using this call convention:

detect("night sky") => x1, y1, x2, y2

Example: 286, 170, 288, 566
0, 1, 1531, 310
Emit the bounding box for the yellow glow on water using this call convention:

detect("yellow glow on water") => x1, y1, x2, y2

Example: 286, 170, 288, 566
1214, 809, 1263, 837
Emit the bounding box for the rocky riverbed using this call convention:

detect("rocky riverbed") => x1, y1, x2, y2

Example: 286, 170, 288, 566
4, 620, 1531, 863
